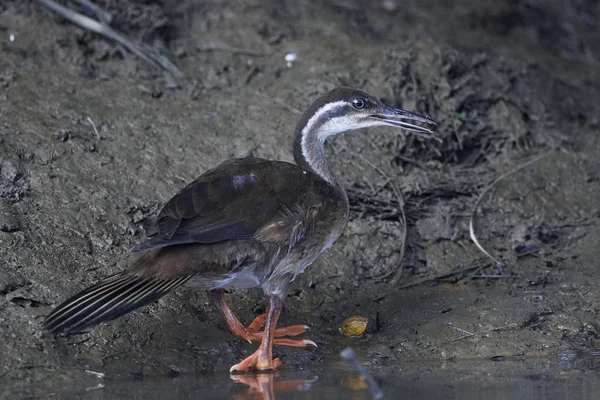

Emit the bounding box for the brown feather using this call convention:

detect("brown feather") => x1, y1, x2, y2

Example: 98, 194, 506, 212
130, 158, 343, 253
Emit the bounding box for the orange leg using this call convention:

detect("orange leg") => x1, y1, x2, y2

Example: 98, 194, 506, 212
229, 294, 284, 372
209, 289, 315, 348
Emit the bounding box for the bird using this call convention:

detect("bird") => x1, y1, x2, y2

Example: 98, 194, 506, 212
42, 86, 436, 373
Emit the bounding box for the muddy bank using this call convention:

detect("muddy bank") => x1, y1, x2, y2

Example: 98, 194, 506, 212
1, 0, 599, 388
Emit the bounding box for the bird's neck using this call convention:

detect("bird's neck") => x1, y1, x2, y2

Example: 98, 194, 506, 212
292, 101, 347, 189
293, 129, 339, 187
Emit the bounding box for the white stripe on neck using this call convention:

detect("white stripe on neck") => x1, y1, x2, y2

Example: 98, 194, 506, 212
300, 101, 351, 182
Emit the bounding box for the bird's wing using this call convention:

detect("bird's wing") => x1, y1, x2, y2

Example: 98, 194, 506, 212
131, 158, 328, 253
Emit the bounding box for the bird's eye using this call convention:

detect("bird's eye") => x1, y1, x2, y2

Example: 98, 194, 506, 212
352, 98, 366, 110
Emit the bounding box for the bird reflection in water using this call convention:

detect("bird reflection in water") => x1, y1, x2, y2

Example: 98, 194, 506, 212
230, 372, 317, 400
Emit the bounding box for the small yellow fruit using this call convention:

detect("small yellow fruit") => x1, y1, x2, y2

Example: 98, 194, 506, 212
342, 376, 368, 389
340, 315, 368, 337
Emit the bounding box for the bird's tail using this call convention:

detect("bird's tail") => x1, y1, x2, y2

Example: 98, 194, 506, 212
43, 272, 193, 334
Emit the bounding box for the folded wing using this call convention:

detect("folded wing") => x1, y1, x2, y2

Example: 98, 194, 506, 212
131, 157, 329, 253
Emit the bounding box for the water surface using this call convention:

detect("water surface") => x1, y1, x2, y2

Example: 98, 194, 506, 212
11, 353, 600, 399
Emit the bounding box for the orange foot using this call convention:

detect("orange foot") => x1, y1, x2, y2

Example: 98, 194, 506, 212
230, 352, 283, 373
210, 290, 316, 348
244, 314, 317, 348
210, 291, 316, 373
230, 315, 316, 373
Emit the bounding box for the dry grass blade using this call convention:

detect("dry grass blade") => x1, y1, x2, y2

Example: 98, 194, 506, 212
469, 152, 551, 267
37, 0, 184, 79
86, 116, 100, 140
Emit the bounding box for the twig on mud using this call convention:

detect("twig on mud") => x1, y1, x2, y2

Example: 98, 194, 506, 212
243, 65, 260, 85
37, 0, 184, 79
73, 0, 112, 24
444, 323, 518, 343
352, 152, 408, 285
340, 347, 385, 400
469, 153, 551, 268
396, 257, 493, 289
254, 92, 302, 115
195, 44, 269, 57
395, 153, 428, 169
272, 97, 302, 115
452, 326, 475, 336
86, 116, 100, 140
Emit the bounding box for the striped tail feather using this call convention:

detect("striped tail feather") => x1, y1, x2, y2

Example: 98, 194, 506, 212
43, 272, 193, 334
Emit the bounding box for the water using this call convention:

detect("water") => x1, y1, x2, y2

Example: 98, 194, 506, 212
9, 353, 600, 399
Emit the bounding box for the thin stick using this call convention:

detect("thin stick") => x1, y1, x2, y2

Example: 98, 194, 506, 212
452, 326, 475, 336
37, 0, 184, 78
73, 0, 112, 24
340, 347, 384, 400
354, 153, 407, 284
254, 92, 302, 115
271, 97, 302, 115
469, 153, 551, 268
195, 45, 269, 57
444, 323, 518, 343
396, 258, 491, 289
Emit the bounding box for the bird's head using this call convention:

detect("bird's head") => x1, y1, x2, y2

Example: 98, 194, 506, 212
296, 86, 437, 143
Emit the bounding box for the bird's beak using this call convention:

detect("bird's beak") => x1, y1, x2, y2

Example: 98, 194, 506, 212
369, 106, 439, 141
